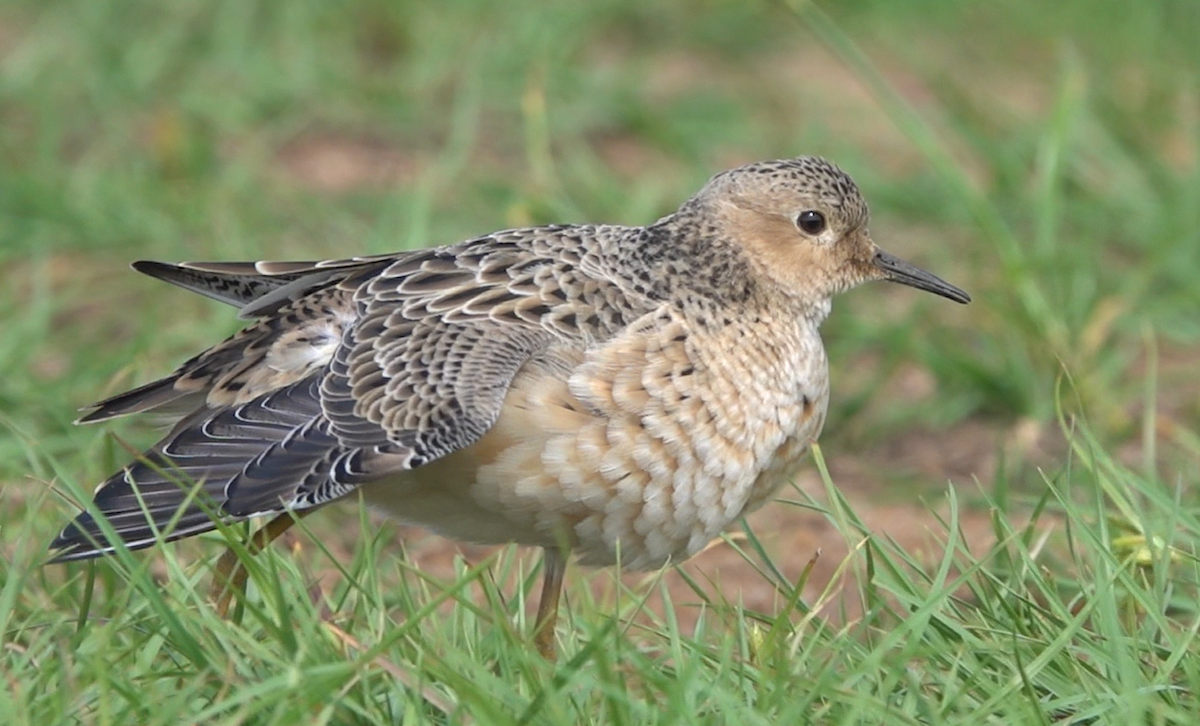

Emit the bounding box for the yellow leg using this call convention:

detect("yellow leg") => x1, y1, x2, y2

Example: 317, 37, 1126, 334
532, 548, 567, 660
212, 510, 312, 617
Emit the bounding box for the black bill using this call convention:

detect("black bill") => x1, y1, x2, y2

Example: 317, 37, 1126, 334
873, 250, 970, 304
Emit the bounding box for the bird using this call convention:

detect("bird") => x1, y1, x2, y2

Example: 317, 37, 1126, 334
50, 156, 969, 658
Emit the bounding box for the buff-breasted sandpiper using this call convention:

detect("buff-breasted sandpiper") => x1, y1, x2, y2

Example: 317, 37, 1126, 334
51, 156, 970, 657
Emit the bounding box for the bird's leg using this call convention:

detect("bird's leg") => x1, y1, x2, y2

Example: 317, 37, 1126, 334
211, 510, 312, 617
532, 547, 567, 660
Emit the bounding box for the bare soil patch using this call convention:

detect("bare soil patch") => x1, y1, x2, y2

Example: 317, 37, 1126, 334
275, 134, 420, 193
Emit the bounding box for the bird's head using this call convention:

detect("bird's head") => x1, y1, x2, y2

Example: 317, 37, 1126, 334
696, 156, 970, 310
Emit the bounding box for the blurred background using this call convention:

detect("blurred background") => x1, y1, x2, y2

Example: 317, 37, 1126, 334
1, 0, 1199, 719
5, 0, 1197, 554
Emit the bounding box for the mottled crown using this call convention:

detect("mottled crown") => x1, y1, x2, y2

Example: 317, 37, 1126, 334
697, 156, 869, 230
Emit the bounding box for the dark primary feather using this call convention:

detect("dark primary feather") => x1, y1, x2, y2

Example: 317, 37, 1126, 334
52, 378, 328, 560
131, 260, 302, 309
76, 375, 205, 425
132, 256, 395, 319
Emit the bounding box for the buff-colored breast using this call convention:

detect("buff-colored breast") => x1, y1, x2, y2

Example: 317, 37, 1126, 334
361, 306, 828, 570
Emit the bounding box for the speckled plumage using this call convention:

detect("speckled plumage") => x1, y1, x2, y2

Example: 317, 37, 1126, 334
51, 157, 968, 639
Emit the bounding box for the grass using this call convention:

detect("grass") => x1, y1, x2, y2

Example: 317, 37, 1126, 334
2, 0, 1199, 723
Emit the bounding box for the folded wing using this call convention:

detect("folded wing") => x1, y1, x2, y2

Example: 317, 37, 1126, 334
53, 233, 629, 561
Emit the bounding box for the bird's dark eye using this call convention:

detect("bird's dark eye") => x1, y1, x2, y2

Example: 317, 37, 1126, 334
796, 210, 826, 235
